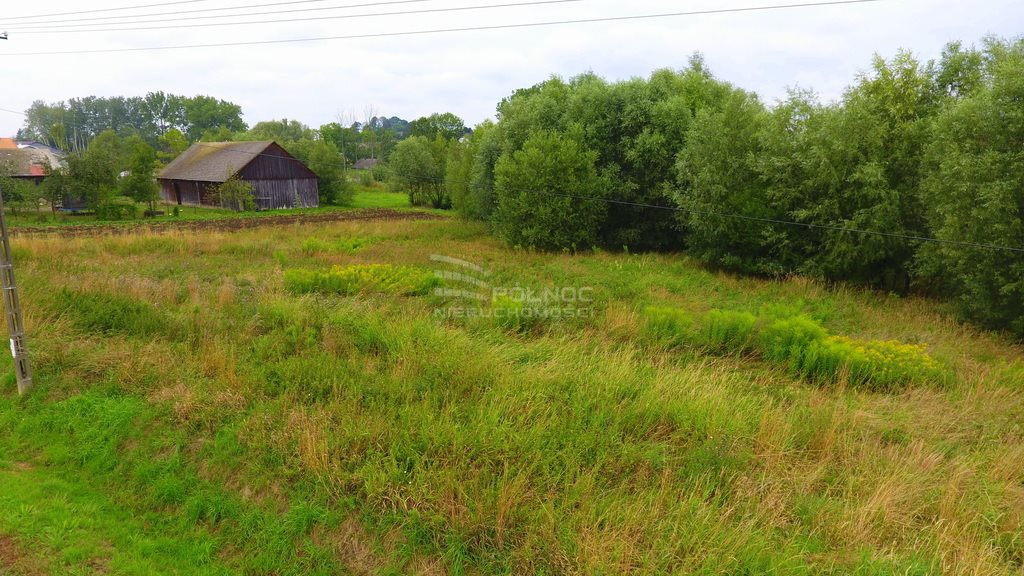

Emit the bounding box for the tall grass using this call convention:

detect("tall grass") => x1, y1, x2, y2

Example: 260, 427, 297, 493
283, 264, 439, 296
0, 220, 1020, 574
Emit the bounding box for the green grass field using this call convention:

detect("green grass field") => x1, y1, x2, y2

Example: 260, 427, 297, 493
0, 214, 1022, 574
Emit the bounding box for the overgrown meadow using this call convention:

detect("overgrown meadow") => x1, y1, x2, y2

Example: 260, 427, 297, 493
1, 219, 1022, 574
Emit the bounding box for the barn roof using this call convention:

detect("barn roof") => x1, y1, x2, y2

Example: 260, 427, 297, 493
158, 141, 275, 183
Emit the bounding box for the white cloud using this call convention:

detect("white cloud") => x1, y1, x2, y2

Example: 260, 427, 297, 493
1, 0, 1021, 135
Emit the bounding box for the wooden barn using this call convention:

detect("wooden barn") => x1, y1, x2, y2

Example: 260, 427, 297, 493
158, 141, 319, 210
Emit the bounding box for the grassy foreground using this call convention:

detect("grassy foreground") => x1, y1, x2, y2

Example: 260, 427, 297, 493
0, 217, 1022, 575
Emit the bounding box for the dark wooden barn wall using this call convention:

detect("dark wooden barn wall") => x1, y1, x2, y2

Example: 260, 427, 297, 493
159, 178, 318, 209
159, 180, 215, 206
250, 179, 319, 209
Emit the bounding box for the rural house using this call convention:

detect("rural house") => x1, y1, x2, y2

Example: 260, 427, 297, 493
353, 158, 380, 171
0, 138, 64, 186
158, 141, 319, 210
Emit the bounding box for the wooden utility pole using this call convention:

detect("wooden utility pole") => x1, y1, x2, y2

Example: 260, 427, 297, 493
0, 188, 32, 394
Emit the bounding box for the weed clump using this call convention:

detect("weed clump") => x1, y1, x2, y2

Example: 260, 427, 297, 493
300, 236, 376, 255
697, 309, 758, 353
643, 306, 693, 346
791, 336, 946, 391
759, 315, 829, 363
644, 306, 948, 390
283, 264, 439, 296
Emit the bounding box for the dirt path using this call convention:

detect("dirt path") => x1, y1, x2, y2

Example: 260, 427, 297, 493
0, 534, 46, 575
10, 209, 448, 238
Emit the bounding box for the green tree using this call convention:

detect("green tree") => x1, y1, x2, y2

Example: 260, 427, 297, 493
246, 119, 315, 142
762, 52, 938, 290
928, 41, 986, 99
65, 130, 124, 209
157, 128, 190, 165
184, 96, 247, 141
120, 138, 160, 212
409, 112, 467, 142
675, 89, 787, 275
388, 136, 445, 208
492, 131, 607, 250
285, 139, 352, 206
215, 175, 256, 212
485, 60, 734, 250
919, 38, 1024, 336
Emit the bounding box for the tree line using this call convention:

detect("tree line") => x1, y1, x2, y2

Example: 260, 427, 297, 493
19, 93, 246, 151
431, 37, 1024, 338
7, 97, 439, 214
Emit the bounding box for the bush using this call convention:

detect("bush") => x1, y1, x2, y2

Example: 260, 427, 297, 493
389, 136, 448, 209
357, 170, 374, 187
283, 264, 439, 296
215, 176, 256, 212
370, 162, 389, 183
450, 120, 501, 221
95, 198, 139, 221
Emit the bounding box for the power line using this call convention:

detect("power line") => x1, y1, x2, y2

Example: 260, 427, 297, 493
7, 0, 588, 34
0, 0, 886, 56
0, 0, 211, 22
1, 0, 426, 30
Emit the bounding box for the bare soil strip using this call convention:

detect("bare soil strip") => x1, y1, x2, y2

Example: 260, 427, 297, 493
0, 534, 46, 576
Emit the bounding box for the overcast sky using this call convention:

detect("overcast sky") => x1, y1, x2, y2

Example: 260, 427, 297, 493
0, 0, 1021, 136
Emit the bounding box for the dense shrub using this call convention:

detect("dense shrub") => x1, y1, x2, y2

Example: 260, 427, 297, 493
675, 90, 784, 275
95, 197, 140, 221
492, 130, 608, 250
283, 264, 439, 296
449, 121, 501, 221
918, 40, 1024, 337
